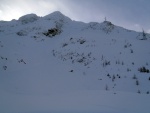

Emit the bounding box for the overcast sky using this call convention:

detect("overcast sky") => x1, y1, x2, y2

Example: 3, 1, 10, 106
0, 0, 150, 33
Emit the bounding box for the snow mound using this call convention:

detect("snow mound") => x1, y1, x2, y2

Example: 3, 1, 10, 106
18, 13, 39, 24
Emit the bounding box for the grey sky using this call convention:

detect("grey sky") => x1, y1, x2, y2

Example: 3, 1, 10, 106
0, 0, 150, 33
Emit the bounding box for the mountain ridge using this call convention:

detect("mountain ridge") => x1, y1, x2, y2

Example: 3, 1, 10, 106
0, 11, 150, 113
1, 11, 150, 38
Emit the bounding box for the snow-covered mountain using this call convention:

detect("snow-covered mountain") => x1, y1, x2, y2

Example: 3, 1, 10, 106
0, 11, 150, 113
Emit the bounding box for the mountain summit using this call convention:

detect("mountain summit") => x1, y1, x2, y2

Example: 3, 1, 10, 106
44, 11, 72, 22
18, 13, 39, 24
0, 11, 150, 113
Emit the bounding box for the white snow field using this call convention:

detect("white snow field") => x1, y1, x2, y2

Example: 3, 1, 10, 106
0, 11, 150, 113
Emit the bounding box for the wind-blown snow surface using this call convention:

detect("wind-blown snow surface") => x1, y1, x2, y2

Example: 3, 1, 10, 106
0, 11, 150, 113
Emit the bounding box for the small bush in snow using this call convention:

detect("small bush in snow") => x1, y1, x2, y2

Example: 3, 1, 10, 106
117, 74, 121, 78
132, 74, 137, 79
127, 68, 131, 72
62, 43, 68, 47
112, 75, 115, 82
137, 90, 141, 94
105, 84, 109, 91
132, 62, 134, 65
124, 45, 127, 48
138, 66, 149, 73
116, 60, 120, 65
103, 60, 110, 67
3, 66, 7, 70
70, 70, 73, 72
130, 49, 133, 53
107, 73, 110, 77
141, 29, 147, 40
136, 80, 139, 86
18, 59, 26, 64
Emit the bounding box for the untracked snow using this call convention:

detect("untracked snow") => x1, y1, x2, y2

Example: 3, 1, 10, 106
0, 11, 150, 113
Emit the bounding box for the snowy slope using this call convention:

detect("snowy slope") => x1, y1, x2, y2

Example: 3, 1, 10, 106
0, 11, 150, 113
